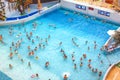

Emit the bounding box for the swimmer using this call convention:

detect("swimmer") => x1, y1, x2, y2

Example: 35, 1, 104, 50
74, 63, 77, 70
28, 36, 31, 40
31, 50, 34, 55
32, 22, 37, 29
28, 62, 31, 68
60, 48, 64, 53
34, 47, 38, 51
31, 73, 39, 78
88, 59, 91, 63
32, 39, 34, 43
35, 56, 39, 60
59, 42, 62, 46
21, 59, 24, 63
63, 74, 68, 80
9, 64, 13, 69
43, 45, 45, 49
30, 32, 32, 37
100, 47, 103, 51
98, 53, 101, 58
92, 68, 94, 72
99, 71, 102, 77
0, 35, 4, 43
10, 46, 12, 51
94, 41, 96, 44
88, 46, 90, 51
39, 43, 41, 48
9, 52, 13, 59
29, 51, 34, 56
26, 32, 29, 37
12, 42, 14, 46
80, 62, 83, 67
101, 60, 103, 64
83, 54, 86, 58
48, 34, 50, 39
28, 46, 30, 50
45, 61, 49, 68
36, 36, 39, 39
85, 40, 88, 45
88, 64, 91, 69
63, 53, 67, 59
14, 49, 18, 54
24, 28, 26, 32
35, 73, 39, 78
94, 45, 97, 49
45, 38, 48, 44
72, 54, 75, 62
79, 57, 82, 62
95, 68, 98, 73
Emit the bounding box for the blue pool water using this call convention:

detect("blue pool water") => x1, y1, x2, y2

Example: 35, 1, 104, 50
0, 8, 120, 80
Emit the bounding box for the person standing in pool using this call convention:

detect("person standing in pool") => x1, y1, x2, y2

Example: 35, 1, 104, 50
9, 52, 13, 59
63, 74, 68, 80
9, 64, 13, 69
0, 35, 4, 43
59, 42, 62, 46
45, 61, 49, 68
74, 63, 77, 70
28, 62, 31, 68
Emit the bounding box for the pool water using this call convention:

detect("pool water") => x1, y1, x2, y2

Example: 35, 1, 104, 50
0, 8, 120, 80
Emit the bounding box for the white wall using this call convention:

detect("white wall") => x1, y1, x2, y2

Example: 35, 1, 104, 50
61, 0, 120, 24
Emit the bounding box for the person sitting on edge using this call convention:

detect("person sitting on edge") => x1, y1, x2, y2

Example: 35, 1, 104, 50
63, 74, 68, 80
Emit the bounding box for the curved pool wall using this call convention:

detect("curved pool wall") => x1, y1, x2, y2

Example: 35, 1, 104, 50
60, 0, 120, 25
103, 60, 120, 80
0, 3, 60, 26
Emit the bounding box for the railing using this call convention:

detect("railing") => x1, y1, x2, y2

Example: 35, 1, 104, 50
6, 10, 40, 21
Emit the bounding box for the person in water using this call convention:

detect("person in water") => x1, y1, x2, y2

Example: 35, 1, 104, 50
28, 62, 31, 68
9, 64, 13, 69
0, 35, 4, 43
63, 74, 68, 80
45, 61, 49, 68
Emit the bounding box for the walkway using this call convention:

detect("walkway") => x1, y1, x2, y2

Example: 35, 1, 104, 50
74, 0, 114, 9
105, 66, 120, 80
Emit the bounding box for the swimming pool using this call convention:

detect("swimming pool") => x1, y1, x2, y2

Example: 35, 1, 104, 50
0, 8, 120, 80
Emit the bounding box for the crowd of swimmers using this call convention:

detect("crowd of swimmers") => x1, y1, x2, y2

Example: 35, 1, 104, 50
1, 18, 107, 80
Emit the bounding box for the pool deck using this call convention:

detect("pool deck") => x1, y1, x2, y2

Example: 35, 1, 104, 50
105, 66, 120, 80
74, 0, 114, 9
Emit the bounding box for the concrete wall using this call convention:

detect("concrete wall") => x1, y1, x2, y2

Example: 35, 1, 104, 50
0, 3, 60, 26
61, 0, 120, 24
